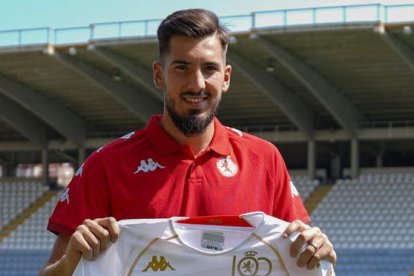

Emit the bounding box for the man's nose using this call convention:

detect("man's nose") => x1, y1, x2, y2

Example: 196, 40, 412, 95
187, 69, 206, 92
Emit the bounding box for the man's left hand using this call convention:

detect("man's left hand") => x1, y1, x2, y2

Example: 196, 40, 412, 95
283, 220, 336, 269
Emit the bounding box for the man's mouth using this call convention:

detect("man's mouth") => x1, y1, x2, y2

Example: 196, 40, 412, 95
182, 93, 208, 104
183, 96, 206, 103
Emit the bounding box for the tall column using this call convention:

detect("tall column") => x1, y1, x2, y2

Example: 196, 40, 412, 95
351, 138, 359, 179
41, 148, 49, 186
78, 147, 86, 168
376, 153, 383, 167
331, 155, 341, 179
307, 140, 316, 179
4, 153, 16, 177
4, 163, 14, 177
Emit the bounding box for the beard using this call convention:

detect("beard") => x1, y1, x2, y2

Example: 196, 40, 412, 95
165, 93, 219, 137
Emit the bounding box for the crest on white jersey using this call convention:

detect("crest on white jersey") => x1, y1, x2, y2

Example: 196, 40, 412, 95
59, 187, 70, 204
134, 158, 165, 174
236, 250, 272, 276
290, 181, 299, 197
216, 156, 238, 177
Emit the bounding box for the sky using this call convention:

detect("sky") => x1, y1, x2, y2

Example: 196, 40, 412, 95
1, 0, 414, 31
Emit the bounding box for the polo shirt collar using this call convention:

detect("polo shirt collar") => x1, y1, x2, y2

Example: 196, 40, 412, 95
144, 115, 182, 155
209, 117, 232, 156
144, 115, 232, 157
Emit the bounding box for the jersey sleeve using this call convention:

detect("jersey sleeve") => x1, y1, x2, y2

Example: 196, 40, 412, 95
47, 151, 111, 236
271, 147, 310, 223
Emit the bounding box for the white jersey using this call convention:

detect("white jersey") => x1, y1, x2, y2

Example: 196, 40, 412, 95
74, 212, 334, 276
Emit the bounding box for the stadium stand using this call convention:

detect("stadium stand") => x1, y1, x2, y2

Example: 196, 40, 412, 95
0, 179, 48, 229
311, 169, 414, 275
1, 171, 414, 275
0, 180, 58, 275
290, 174, 320, 201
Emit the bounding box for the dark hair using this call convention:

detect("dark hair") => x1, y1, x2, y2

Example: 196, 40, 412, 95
157, 9, 229, 60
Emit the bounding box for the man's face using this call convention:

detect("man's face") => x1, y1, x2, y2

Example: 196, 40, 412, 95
153, 34, 232, 136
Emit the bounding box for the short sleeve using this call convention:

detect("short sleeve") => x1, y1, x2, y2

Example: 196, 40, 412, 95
271, 147, 310, 223
48, 151, 111, 236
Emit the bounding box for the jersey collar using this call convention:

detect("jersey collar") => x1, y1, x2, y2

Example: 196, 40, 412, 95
144, 115, 232, 157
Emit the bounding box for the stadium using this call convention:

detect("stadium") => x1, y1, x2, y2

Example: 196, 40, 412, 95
0, 3, 414, 275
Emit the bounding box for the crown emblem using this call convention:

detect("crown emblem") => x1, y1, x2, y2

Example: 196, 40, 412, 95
244, 250, 257, 257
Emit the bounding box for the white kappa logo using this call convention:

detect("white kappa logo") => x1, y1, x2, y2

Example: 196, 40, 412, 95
290, 181, 299, 197
225, 126, 243, 137
134, 158, 165, 174
75, 163, 84, 177
59, 187, 70, 204
121, 131, 135, 139
216, 156, 238, 177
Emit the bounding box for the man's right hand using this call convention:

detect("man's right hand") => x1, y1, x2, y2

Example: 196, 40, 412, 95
40, 217, 119, 276
67, 217, 119, 261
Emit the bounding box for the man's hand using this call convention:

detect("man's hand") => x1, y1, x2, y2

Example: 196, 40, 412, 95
67, 217, 120, 261
40, 217, 120, 276
283, 220, 336, 270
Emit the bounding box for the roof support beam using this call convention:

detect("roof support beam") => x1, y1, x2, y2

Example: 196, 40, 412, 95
0, 126, 413, 151
0, 74, 86, 146
0, 94, 47, 146
53, 53, 163, 122
382, 32, 414, 72
227, 50, 315, 138
93, 47, 163, 101
257, 35, 363, 137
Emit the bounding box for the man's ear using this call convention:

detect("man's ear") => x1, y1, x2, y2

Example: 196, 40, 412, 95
222, 64, 232, 92
153, 61, 164, 89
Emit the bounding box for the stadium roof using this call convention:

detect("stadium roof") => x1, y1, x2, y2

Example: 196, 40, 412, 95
0, 4, 413, 168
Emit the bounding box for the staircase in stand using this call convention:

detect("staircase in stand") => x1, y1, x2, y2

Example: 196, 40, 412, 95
0, 190, 58, 242
304, 184, 332, 215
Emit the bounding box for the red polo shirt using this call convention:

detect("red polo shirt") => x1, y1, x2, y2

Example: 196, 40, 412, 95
48, 115, 309, 236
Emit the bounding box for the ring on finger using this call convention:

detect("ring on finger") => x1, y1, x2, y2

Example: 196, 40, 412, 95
309, 242, 319, 251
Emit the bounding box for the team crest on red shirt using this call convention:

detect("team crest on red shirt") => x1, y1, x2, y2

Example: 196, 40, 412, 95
216, 156, 238, 177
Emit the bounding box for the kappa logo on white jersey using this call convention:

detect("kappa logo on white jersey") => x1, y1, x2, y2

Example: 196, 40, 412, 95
59, 187, 70, 204
216, 156, 238, 177
142, 255, 175, 272
134, 158, 165, 174
290, 181, 299, 197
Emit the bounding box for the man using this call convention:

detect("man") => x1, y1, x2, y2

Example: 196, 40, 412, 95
40, 9, 336, 275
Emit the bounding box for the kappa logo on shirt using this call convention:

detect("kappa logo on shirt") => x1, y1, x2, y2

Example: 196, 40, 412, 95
121, 131, 135, 139
134, 158, 165, 174
225, 126, 243, 137
216, 156, 238, 177
290, 181, 299, 197
142, 256, 175, 272
59, 187, 70, 204
75, 163, 84, 177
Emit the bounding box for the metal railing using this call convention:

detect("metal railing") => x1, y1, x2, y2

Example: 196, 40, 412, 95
359, 120, 414, 129
0, 4, 413, 47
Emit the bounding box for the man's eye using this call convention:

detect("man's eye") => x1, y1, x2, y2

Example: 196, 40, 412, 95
205, 65, 218, 71
175, 65, 187, 70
